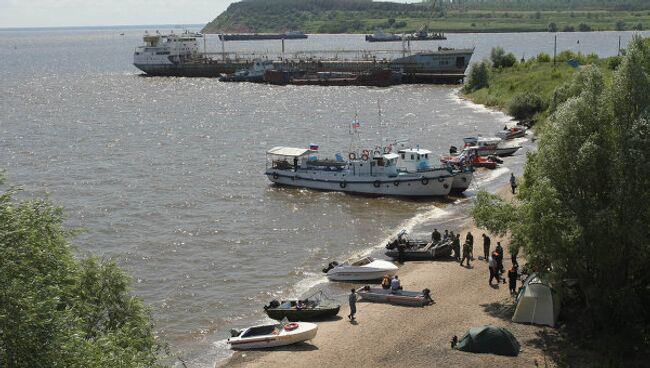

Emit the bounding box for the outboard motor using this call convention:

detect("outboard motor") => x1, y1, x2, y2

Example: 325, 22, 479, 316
322, 261, 339, 273
449, 145, 458, 155
264, 299, 280, 310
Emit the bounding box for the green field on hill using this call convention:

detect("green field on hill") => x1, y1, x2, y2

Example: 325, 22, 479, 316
203, 0, 650, 33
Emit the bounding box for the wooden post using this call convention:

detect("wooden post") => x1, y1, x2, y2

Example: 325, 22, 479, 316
618, 35, 622, 56
282, 38, 285, 54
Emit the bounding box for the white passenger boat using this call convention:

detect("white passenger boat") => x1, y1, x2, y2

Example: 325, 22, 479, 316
463, 136, 521, 157
323, 256, 398, 281
228, 321, 318, 350
265, 146, 455, 197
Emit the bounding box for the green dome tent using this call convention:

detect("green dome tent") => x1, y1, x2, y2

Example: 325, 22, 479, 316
456, 325, 520, 356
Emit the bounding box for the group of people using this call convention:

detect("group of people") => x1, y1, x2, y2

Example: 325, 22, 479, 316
431, 228, 475, 267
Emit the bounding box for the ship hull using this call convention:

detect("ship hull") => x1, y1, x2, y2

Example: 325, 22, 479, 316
266, 170, 454, 197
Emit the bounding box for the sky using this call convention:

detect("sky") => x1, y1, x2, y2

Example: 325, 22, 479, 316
0, 0, 417, 28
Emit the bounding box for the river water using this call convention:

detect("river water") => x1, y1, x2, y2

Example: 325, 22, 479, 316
0, 28, 647, 366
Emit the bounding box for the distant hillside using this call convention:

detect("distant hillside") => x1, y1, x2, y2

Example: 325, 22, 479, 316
202, 0, 650, 34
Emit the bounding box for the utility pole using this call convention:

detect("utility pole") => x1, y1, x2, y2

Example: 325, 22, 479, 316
618, 35, 622, 56
553, 34, 557, 68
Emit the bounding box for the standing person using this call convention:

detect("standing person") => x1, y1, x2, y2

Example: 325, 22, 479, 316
452, 233, 461, 261
488, 253, 499, 285
510, 173, 517, 194
482, 233, 491, 261
348, 288, 357, 321
460, 240, 471, 267
496, 242, 505, 274
390, 275, 401, 293
443, 229, 450, 241
465, 232, 474, 259
431, 228, 441, 243
507, 265, 519, 295
397, 243, 405, 264
510, 245, 519, 268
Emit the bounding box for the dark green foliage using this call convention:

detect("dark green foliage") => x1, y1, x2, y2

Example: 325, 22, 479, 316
607, 56, 622, 70
491, 47, 517, 68
616, 20, 627, 30
578, 23, 592, 31
563, 25, 576, 32
508, 92, 546, 120
633, 22, 644, 30
463, 61, 490, 93
473, 36, 650, 354
548, 22, 558, 32
0, 176, 164, 368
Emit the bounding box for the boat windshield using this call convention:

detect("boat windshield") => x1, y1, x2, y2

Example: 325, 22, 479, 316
351, 256, 374, 266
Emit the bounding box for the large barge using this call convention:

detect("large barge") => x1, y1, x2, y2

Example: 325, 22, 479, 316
218, 31, 308, 41
133, 31, 473, 84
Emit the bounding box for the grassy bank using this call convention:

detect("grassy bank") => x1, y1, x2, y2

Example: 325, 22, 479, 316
462, 53, 616, 123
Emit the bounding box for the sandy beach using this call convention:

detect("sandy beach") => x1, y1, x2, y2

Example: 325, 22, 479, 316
221, 186, 567, 368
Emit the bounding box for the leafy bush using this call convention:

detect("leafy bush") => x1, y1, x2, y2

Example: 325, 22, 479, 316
537, 52, 552, 62
463, 61, 490, 93
563, 25, 576, 32
508, 92, 546, 120
490, 47, 517, 68
548, 22, 558, 32
0, 176, 164, 367
578, 23, 592, 32
615, 20, 626, 30
607, 56, 622, 70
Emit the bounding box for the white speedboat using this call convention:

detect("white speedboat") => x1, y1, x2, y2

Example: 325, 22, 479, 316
463, 136, 521, 157
228, 321, 318, 350
323, 256, 398, 281
265, 146, 455, 197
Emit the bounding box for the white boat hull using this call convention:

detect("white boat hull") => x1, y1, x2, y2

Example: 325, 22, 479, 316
326, 259, 398, 281
266, 170, 454, 197
228, 322, 318, 350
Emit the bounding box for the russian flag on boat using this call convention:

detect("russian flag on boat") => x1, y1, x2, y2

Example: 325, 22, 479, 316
352, 121, 361, 129
309, 143, 319, 151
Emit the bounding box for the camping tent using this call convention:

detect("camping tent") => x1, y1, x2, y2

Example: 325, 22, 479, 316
456, 325, 520, 356
512, 273, 560, 327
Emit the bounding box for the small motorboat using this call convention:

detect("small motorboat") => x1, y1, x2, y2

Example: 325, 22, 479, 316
357, 286, 433, 307
323, 256, 398, 281
496, 125, 526, 140
219, 59, 273, 83
227, 320, 318, 350
385, 230, 453, 260
442, 146, 501, 170
264, 291, 340, 321
463, 136, 521, 157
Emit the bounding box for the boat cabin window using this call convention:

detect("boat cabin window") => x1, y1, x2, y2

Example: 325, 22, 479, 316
410, 154, 414, 160
424, 154, 428, 159
351, 257, 374, 266
417, 154, 420, 160
401, 153, 405, 159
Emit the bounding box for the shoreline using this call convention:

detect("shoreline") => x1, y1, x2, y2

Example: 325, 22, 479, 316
218, 184, 561, 368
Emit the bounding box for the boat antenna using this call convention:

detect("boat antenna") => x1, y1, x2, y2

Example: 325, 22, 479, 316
377, 100, 385, 150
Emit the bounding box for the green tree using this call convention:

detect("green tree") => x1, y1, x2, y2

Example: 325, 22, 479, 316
615, 20, 627, 30
463, 61, 490, 93
548, 22, 558, 32
473, 36, 650, 352
0, 175, 164, 368
490, 47, 517, 68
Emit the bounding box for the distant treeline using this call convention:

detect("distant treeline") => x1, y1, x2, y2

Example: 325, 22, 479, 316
437, 0, 650, 11
203, 0, 650, 33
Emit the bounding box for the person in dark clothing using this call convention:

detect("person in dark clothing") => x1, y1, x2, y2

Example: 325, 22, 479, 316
431, 228, 441, 243
507, 266, 519, 295
495, 242, 505, 274
348, 288, 357, 321
510, 173, 517, 194
397, 243, 405, 263
443, 229, 450, 241
460, 241, 471, 267
452, 233, 461, 261
293, 157, 299, 171
510, 245, 519, 268
465, 232, 474, 259
482, 233, 491, 261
